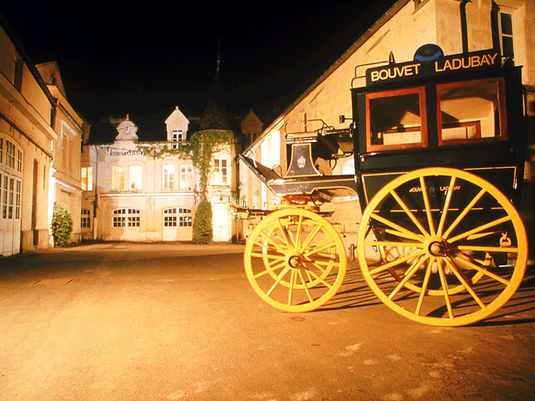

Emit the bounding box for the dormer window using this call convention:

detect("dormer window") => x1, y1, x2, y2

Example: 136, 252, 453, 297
172, 129, 185, 142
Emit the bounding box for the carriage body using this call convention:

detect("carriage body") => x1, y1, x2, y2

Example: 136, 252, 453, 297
352, 46, 525, 212
242, 45, 528, 326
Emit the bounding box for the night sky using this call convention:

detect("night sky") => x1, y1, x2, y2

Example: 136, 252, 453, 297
1, 1, 395, 142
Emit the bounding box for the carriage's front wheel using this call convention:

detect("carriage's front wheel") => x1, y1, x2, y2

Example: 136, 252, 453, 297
244, 208, 347, 312
358, 167, 527, 326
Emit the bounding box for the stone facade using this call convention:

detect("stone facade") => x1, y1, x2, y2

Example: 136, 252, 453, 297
36, 61, 89, 245
0, 25, 57, 255
82, 108, 235, 243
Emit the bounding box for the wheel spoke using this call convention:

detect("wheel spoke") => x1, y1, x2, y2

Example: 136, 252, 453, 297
365, 240, 424, 249
287, 269, 296, 305
312, 259, 341, 268
388, 255, 429, 300
256, 230, 288, 252
295, 215, 304, 247
266, 267, 290, 296
437, 259, 454, 319
300, 223, 322, 250
369, 249, 425, 276
298, 269, 314, 303
443, 188, 486, 239
453, 255, 510, 286
304, 238, 335, 257
250, 252, 286, 261
415, 258, 433, 315
420, 176, 436, 236
370, 213, 424, 241
457, 245, 518, 254
448, 216, 512, 244
253, 261, 286, 279
437, 176, 456, 236
444, 257, 486, 310
391, 189, 429, 237
305, 260, 327, 275
306, 269, 334, 289
276, 218, 293, 248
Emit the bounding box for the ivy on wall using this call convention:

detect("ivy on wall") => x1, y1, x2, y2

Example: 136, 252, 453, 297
136, 130, 233, 244
136, 129, 233, 200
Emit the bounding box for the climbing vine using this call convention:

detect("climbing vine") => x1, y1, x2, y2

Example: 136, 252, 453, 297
136, 129, 233, 199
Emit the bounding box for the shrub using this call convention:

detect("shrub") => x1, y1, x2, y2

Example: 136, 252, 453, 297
51, 202, 72, 247
193, 199, 212, 244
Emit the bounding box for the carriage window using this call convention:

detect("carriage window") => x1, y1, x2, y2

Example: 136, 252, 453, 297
437, 78, 506, 144
366, 87, 427, 151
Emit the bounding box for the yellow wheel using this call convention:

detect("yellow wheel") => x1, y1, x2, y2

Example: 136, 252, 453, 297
358, 167, 527, 326
244, 208, 347, 312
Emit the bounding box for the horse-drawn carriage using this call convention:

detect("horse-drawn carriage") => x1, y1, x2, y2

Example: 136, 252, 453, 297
239, 44, 528, 326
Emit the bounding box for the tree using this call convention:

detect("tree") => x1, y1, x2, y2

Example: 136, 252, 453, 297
51, 202, 72, 247
193, 199, 213, 244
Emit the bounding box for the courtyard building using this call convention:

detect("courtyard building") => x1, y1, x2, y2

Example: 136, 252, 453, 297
81, 107, 236, 243
239, 0, 535, 253
36, 61, 90, 245
0, 23, 57, 255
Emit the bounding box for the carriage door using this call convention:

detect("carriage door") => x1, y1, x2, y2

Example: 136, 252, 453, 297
163, 208, 192, 241
0, 139, 23, 256
212, 203, 230, 242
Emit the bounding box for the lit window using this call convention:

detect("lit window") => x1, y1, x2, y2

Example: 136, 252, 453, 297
214, 159, 228, 185
7, 177, 14, 219
179, 208, 192, 227
162, 165, 175, 189
81, 167, 93, 191
163, 207, 192, 227
437, 78, 506, 145
500, 13, 514, 58
113, 208, 140, 227
6, 141, 15, 169
1, 175, 7, 218
112, 167, 125, 191
129, 166, 142, 190
163, 208, 177, 227
366, 87, 427, 151
179, 165, 193, 190
81, 209, 91, 228
172, 129, 185, 142
17, 150, 22, 172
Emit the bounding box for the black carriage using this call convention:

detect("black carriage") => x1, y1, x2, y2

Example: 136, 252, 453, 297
240, 44, 528, 326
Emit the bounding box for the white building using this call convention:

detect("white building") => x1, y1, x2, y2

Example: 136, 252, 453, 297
0, 24, 57, 255
81, 107, 235, 243
36, 61, 89, 245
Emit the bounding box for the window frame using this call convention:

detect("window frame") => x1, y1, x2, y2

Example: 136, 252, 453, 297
112, 166, 125, 191
179, 165, 193, 190
162, 164, 175, 190
81, 208, 91, 228
365, 86, 428, 152
213, 158, 229, 185
113, 208, 140, 228
436, 77, 507, 146
128, 165, 143, 190
499, 12, 514, 58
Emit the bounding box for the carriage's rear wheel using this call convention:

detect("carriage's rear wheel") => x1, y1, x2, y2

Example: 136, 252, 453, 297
244, 208, 347, 312
358, 167, 527, 326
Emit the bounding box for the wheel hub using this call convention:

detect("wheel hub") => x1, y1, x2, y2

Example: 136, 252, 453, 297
288, 255, 303, 268
426, 238, 449, 257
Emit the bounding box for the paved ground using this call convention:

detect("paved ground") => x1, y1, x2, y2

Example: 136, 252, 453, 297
0, 242, 534, 401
